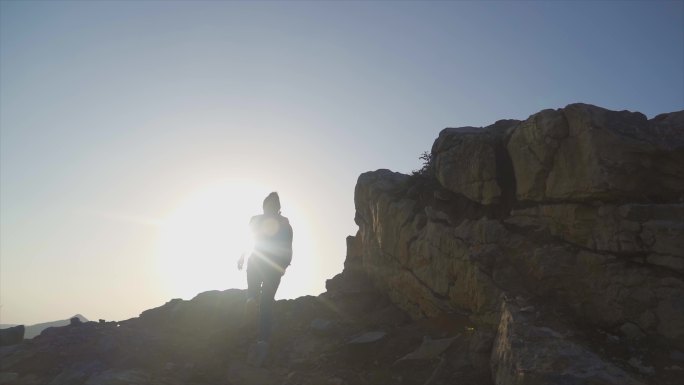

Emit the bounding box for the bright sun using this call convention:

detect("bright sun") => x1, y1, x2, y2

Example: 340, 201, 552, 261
155, 180, 270, 299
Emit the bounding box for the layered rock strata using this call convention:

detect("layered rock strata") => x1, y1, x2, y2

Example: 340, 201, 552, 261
351, 103, 683, 383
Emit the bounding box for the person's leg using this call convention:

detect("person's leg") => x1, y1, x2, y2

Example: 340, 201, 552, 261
246, 259, 261, 302
258, 268, 282, 341
245, 257, 263, 324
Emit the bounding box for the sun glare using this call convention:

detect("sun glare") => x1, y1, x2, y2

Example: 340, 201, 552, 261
156, 180, 269, 299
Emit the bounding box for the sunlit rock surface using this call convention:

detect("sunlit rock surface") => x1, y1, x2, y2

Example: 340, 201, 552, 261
507, 104, 684, 202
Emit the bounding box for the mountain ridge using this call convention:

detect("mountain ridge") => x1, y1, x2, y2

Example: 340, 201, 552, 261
0, 314, 90, 340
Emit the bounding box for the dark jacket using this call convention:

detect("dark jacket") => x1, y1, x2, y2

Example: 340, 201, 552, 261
249, 213, 293, 269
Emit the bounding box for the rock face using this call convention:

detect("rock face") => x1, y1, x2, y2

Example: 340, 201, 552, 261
491, 301, 645, 385
507, 105, 684, 202
433, 126, 504, 205
353, 104, 684, 384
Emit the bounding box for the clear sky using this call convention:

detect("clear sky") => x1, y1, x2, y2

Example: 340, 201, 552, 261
1, 0, 682, 325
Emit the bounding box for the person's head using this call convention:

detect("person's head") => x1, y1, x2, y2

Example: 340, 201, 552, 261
263, 192, 281, 215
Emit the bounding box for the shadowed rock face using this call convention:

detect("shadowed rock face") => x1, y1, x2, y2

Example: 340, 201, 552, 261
491, 301, 647, 385
354, 104, 683, 384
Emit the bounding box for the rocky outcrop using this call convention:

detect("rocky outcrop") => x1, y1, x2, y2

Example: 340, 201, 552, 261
0, 326, 24, 347
491, 301, 645, 385
1, 314, 90, 340
507, 105, 684, 202
352, 103, 684, 384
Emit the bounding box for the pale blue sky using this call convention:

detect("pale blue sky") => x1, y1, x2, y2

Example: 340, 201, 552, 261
1, 0, 682, 325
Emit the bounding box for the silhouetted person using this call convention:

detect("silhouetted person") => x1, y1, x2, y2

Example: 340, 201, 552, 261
238, 192, 292, 354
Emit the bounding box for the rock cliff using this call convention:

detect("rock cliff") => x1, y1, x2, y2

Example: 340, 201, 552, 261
352, 103, 684, 384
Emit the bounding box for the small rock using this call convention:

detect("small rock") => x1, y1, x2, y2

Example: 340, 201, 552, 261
328, 377, 345, 385
424, 206, 449, 222
0, 372, 19, 384
666, 365, 683, 371
670, 350, 684, 362
310, 318, 333, 332
638, 310, 656, 329
469, 330, 495, 353
396, 335, 457, 362
434, 189, 451, 202
628, 357, 655, 375
646, 254, 684, 272
284, 371, 303, 385
84, 369, 149, 385
607, 334, 620, 343
514, 296, 528, 306
348, 331, 386, 344
534, 327, 563, 339
164, 362, 174, 371
619, 323, 645, 340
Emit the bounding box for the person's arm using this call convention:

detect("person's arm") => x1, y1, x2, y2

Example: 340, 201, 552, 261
282, 220, 293, 269
237, 253, 245, 270
238, 216, 258, 270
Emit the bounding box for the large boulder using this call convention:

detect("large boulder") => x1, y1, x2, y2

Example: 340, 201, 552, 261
432, 123, 514, 205
491, 302, 645, 385
507, 104, 684, 202
355, 170, 513, 321
505, 108, 568, 201
0, 325, 24, 347
354, 170, 449, 318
